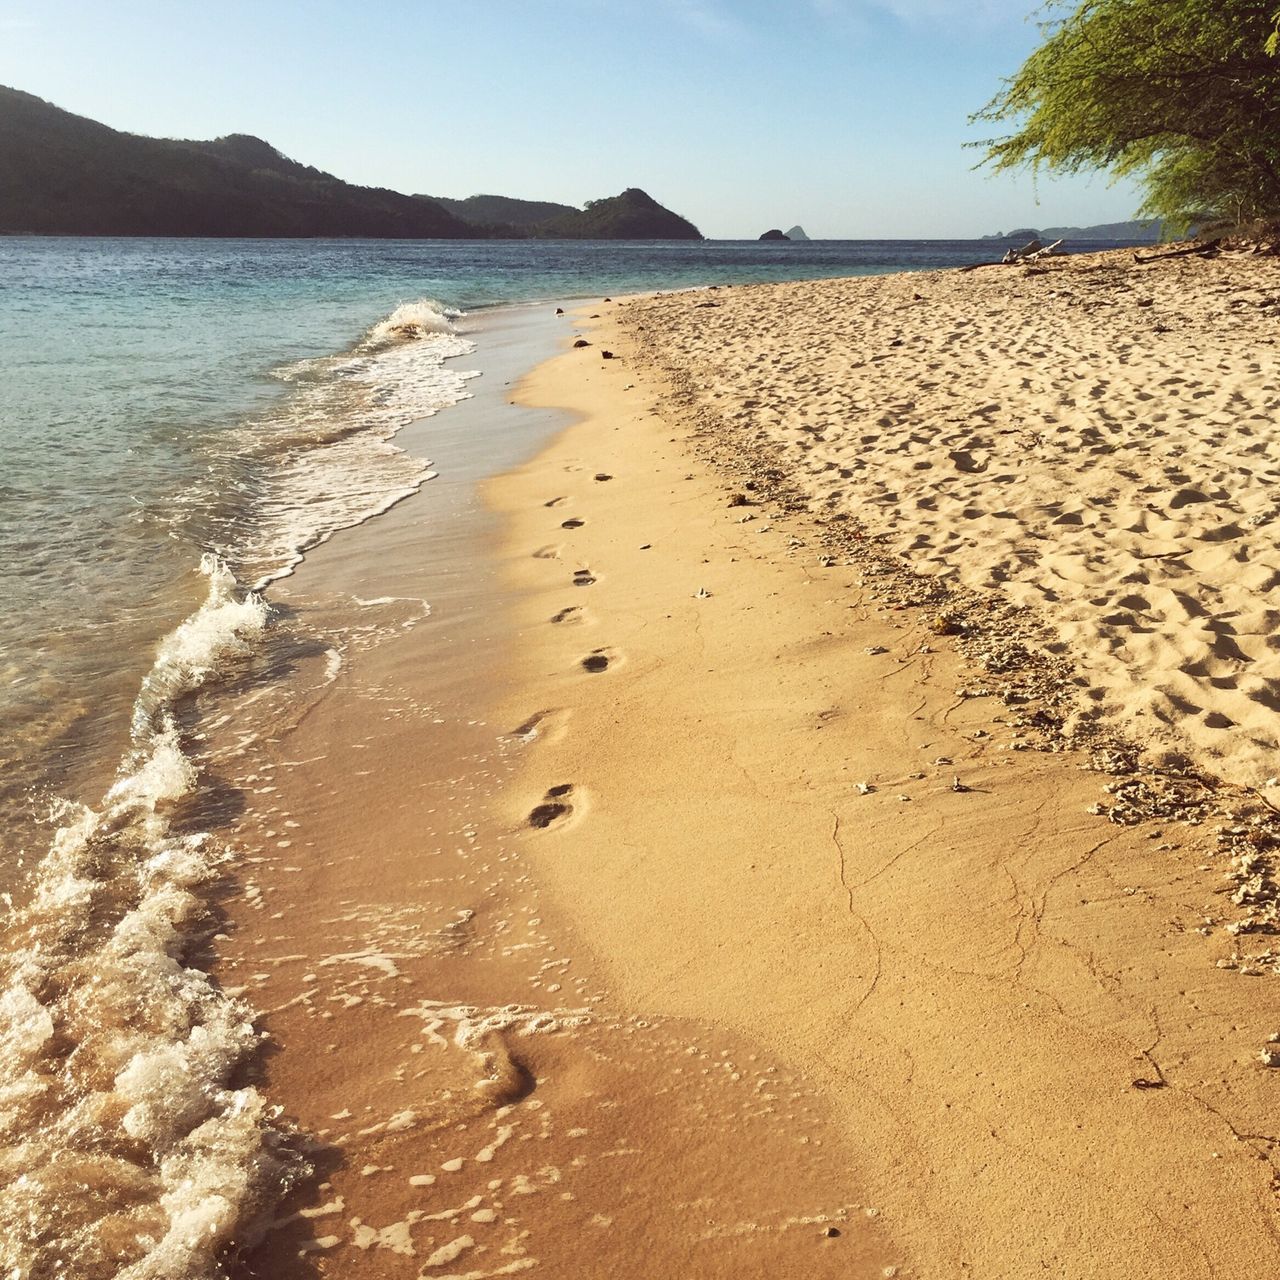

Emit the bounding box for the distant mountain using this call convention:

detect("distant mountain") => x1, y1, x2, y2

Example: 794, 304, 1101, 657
420, 193, 577, 231
786, 225, 810, 241
0, 86, 472, 238
0, 87, 703, 241
982, 220, 1162, 242
534, 188, 702, 240
759, 228, 789, 241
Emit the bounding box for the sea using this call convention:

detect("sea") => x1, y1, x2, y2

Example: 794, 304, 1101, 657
0, 235, 1140, 1278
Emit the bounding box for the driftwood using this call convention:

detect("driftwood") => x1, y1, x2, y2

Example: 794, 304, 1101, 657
1003, 237, 1063, 264
960, 237, 1065, 273
1133, 242, 1218, 264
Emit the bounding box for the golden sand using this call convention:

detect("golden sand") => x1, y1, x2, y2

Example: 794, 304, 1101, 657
217, 313, 892, 1279
488, 257, 1280, 1276
227, 255, 1280, 1276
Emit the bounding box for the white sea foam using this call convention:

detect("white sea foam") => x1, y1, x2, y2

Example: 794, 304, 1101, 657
0, 559, 301, 1280
210, 299, 479, 590
365, 299, 462, 348
0, 299, 482, 1277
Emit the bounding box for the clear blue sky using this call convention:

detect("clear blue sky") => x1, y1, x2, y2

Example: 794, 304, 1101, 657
0, 0, 1145, 238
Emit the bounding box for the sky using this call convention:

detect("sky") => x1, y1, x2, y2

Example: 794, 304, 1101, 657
0, 0, 1146, 238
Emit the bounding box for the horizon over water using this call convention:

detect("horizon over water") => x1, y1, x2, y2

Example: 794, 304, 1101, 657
0, 234, 1145, 1278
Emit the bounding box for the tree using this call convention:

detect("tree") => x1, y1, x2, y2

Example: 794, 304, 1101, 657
975, 1, 1280, 234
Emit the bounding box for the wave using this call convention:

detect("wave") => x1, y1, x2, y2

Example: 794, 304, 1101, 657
0, 558, 302, 1280
362, 299, 462, 350
0, 299, 482, 1277
190, 298, 479, 590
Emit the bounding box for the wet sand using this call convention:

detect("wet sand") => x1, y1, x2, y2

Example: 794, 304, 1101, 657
214, 251, 1280, 1278
212, 306, 894, 1279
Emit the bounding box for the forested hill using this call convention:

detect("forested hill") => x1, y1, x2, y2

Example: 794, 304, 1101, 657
420, 193, 578, 230
0, 87, 478, 237
0, 87, 705, 241
423, 189, 704, 239
534, 188, 703, 239
983, 220, 1162, 241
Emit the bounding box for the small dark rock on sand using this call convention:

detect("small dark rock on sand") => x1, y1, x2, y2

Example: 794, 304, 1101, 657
573, 339, 591, 348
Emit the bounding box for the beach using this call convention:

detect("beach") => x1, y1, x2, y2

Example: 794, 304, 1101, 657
8, 245, 1280, 1278
207, 303, 895, 1280
7, 2, 1280, 1272
219, 247, 1280, 1276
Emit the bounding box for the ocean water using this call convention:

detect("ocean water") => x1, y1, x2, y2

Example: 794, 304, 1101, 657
0, 235, 1140, 1277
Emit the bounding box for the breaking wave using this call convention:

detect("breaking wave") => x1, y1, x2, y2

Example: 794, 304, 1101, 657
0, 298, 479, 1277
0, 557, 297, 1279
191, 298, 479, 590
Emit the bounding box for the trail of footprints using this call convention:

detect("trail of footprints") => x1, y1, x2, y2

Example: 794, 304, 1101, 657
525, 490, 618, 830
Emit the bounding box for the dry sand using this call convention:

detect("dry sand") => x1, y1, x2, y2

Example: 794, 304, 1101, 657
619, 252, 1280, 791
489, 255, 1280, 1277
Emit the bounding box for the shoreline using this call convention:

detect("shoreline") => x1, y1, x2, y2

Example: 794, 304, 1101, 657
212, 300, 890, 1279
21, 250, 1277, 1274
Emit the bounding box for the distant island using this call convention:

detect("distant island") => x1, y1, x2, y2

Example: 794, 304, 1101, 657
982, 219, 1162, 242
0, 86, 703, 240
758, 225, 811, 242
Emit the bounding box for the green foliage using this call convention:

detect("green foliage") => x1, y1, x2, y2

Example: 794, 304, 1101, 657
976, 1, 1280, 233
421, 193, 578, 230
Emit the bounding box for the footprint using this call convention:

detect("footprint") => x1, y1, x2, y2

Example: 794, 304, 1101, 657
528, 783, 575, 829
551, 605, 584, 624
509, 710, 551, 742
533, 545, 561, 560
561, 518, 585, 530
507, 707, 571, 744
594, 473, 614, 482
581, 650, 612, 674
573, 568, 596, 587
544, 496, 567, 508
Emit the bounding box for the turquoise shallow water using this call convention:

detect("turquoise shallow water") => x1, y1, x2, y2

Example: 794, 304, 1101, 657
3, 235, 1039, 813
0, 235, 1149, 1278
